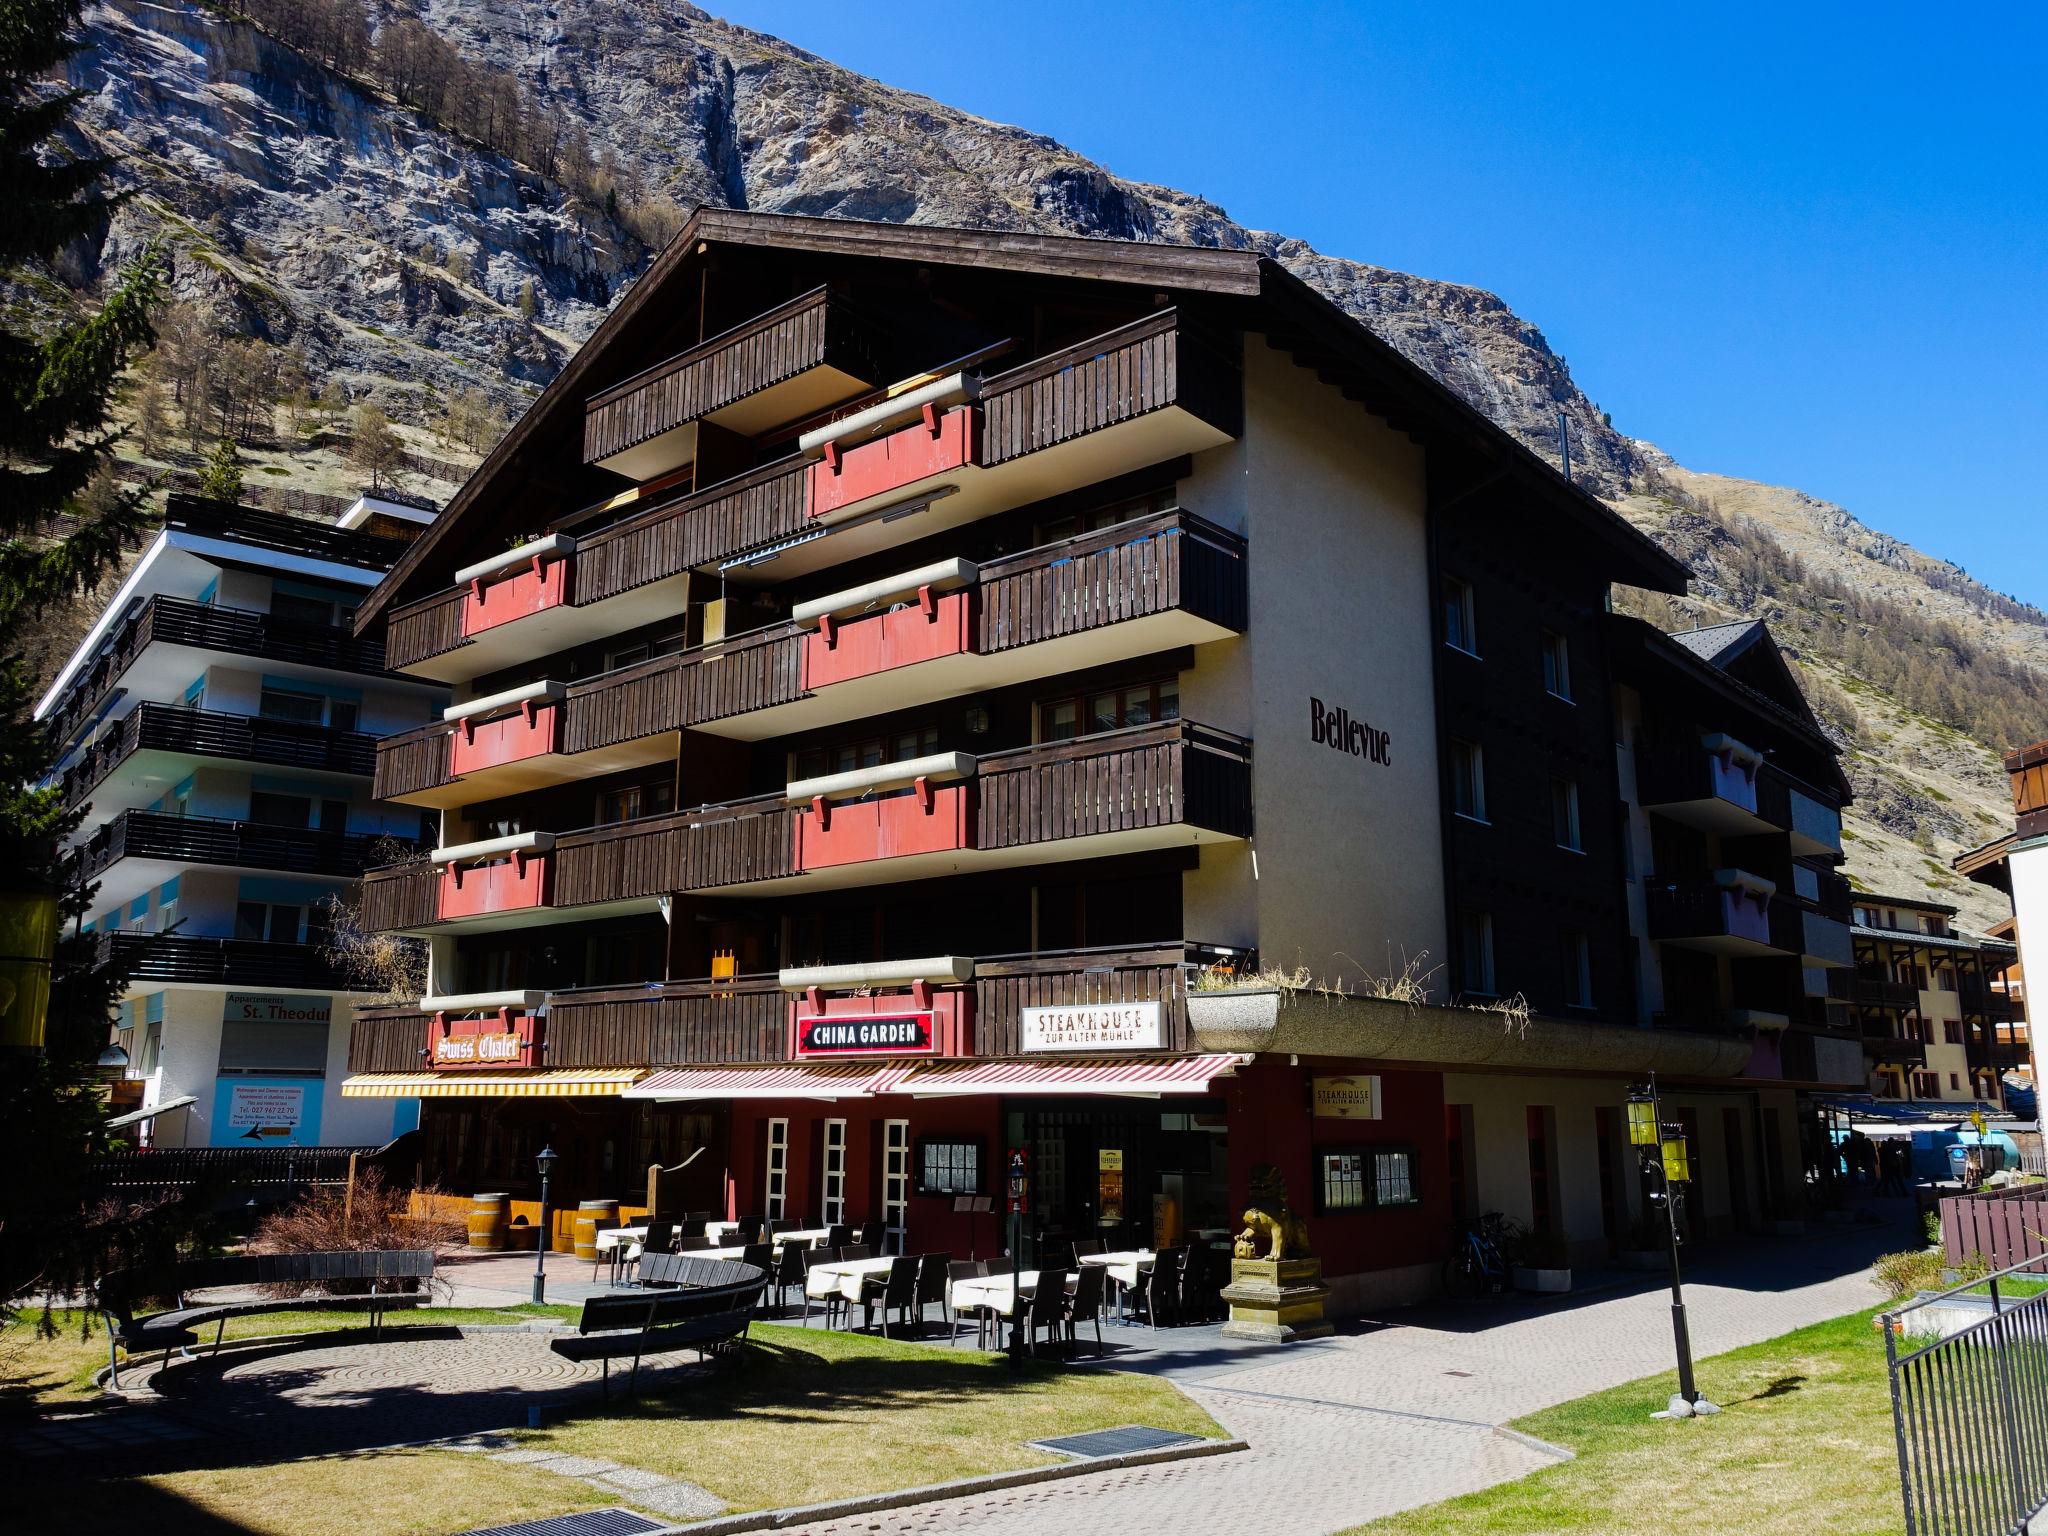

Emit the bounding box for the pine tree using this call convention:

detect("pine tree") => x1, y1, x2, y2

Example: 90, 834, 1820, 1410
196, 436, 242, 502
348, 401, 403, 490
0, 0, 181, 1311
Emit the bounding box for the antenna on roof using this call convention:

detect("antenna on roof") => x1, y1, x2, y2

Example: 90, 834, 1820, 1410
1556, 412, 1571, 484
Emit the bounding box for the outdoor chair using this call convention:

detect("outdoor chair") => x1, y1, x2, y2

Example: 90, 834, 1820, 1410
738, 1241, 773, 1277
735, 1216, 766, 1244
861, 1255, 920, 1337
769, 1217, 801, 1235
1142, 1246, 1184, 1327
625, 1220, 675, 1283
824, 1223, 852, 1248
800, 1247, 844, 1328
839, 1243, 871, 1261
913, 1251, 951, 1337
1025, 1267, 1067, 1355
1063, 1261, 1107, 1355
948, 1259, 990, 1347
857, 1220, 885, 1252
1072, 1237, 1106, 1258
772, 1241, 807, 1314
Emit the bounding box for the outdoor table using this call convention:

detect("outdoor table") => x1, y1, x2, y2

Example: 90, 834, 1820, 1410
1081, 1249, 1156, 1321
595, 1225, 646, 1254
706, 1222, 835, 1247
678, 1246, 748, 1260
804, 1256, 896, 1304
948, 1269, 1078, 1319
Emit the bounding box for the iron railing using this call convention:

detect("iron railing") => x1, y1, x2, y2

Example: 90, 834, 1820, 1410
1883, 1253, 2048, 1535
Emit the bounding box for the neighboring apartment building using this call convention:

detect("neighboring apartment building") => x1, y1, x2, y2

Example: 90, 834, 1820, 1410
1848, 892, 2021, 1106
337, 212, 1855, 1306
1958, 740, 2048, 1089
37, 494, 445, 1147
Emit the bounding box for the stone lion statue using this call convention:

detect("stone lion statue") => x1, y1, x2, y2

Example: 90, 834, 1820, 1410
1233, 1162, 1311, 1260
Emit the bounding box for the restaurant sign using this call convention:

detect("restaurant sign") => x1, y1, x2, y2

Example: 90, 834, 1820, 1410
1020, 1002, 1164, 1053
796, 1011, 936, 1057
428, 1011, 542, 1069
1312, 1074, 1382, 1120
433, 1030, 526, 1067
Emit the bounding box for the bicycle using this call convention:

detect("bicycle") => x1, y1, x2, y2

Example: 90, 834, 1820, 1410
1441, 1212, 1515, 1300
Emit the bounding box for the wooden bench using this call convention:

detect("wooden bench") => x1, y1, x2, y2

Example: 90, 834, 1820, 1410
551, 1260, 767, 1399
97, 1249, 435, 1388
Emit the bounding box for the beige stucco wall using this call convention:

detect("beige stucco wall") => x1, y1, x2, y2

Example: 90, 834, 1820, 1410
1180, 341, 1446, 992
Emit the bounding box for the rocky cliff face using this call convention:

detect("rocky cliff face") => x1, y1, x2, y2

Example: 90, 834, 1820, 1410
51, 0, 2046, 925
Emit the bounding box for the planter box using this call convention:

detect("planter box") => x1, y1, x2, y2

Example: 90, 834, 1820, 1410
1512, 1265, 1572, 1293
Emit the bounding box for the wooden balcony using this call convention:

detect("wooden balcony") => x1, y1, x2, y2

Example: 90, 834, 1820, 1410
583, 287, 889, 479
1645, 871, 1778, 956
383, 311, 1240, 681
93, 931, 359, 993
80, 810, 420, 910
1853, 975, 1920, 1010
1636, 735, 1773, 835
61, 703, 377, 827
47, 594, 398, 751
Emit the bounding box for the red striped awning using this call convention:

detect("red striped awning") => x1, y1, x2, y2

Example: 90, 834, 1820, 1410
895, 1054, 1249, 1097
622, 1063, 904, 1101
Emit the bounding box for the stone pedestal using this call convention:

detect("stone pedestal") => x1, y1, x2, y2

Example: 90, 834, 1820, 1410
1220, 1256, 1333, 1342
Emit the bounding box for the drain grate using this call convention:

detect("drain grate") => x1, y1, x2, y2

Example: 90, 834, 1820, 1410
1029, 1424, 1207, 1459
456, 1511, 664, 1536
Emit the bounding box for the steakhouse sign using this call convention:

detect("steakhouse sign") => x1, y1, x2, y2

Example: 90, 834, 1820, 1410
1020, 1002, 1165, 1052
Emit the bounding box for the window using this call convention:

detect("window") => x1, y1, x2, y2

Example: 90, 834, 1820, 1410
249, 791, 312, 828
1450, 739, 1487, 822
1038, 676, 1179, 743
598, 781, 675, 825
1950, 1073, 1962, 1090
763, 1118, 789, 1221
606, 624, 689, 672
269, 591, 339, 627
1935, 967, 1957, 992
915, 1137, 983, 1196
236, 902, 305, 944
793, 724, 941, 782
882, 1120, 911, 1250
1459, 910, 1496, 996
1562, 931, 1593, 1008
1441, 575, 1478, 655
820, 1119, 848, 1226
1944, 1021, 1963, 1045
259, 687, 326, 725
1912, 1071, 1939, 1098
1034, 486, 1172, 546
1541, 629, 1572, 700
1551, 778, 1582, 851
1315, 1147, 1422, 1214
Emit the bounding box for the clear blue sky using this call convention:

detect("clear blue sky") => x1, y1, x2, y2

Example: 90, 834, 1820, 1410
708, 2, 2048, 609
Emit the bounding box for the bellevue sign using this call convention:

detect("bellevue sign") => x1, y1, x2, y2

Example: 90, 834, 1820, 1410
1310, 697, 1390, 767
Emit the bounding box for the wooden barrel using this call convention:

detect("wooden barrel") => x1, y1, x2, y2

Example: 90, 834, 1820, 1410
467, 1192, 509, 1251
572, 1198, 619, 1262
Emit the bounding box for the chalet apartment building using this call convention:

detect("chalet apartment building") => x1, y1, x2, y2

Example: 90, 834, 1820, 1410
36, 494, 444, 1148
336, 212, 1860, 1308
1844, 892, 2022, 1106
1958, 740, 2048, 1090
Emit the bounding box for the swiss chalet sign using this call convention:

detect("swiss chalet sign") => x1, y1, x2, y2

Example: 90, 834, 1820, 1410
428, 1011, 542, 1069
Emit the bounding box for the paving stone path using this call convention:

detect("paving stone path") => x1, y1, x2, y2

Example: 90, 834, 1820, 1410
777, 1222, 1901, 1536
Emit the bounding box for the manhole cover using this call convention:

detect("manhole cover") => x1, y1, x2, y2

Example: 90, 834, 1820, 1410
456, 1511, 664, 1536
1029, 1425, 1207, 1459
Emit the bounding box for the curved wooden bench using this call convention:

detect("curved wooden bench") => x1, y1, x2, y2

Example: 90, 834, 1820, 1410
551, 1259, 767, 1400
97, 1249, 435, 1387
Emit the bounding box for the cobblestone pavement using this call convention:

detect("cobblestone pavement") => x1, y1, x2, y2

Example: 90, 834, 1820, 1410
776, 1221, 1902, 1536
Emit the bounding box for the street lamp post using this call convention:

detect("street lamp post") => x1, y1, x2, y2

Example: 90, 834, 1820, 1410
1006, 1147, 1029, 1373
532, 1144, 558, 1305
1627, 1076, 1715, 1418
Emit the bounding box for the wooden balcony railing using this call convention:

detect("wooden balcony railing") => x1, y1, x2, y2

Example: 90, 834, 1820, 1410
94, 931, 358, 991
552, 794, 795, 906
358, 860, 439, 932
48, 594, 392, 748
81, 811, 420, 883
976, 720, 1253, 852
347, 1006, 433, 1073
61, 703, 377, 812
582, 288, 889, 467
383, 311, 1239, 674
547, 975, 790, 1068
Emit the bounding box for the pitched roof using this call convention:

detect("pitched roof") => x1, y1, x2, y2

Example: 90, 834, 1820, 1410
354, 208, 1686, 629
1664, 619, 1766, 668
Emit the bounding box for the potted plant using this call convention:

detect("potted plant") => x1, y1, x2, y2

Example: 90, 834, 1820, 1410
1509, 1229, 1573, 1293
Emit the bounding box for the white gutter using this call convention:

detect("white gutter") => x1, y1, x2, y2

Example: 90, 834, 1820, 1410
792, 559, 978, 629
430, 831, 557, 865
443, 680, 567, 724
785, 751, 976, 805
419, 989, 548, 1013
454, 533, 576, 588
796, 372, 978, 456
779, 956, 976, 992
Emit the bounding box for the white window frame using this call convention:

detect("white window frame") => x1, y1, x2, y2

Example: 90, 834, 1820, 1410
764, 1117, 789, 1221
1553, 778, 1582, 852
820, 1118, 849, 1227
1461, 911, 1497, 997
882, 1119, 910, 1256
1541, 629, 1573, 701
1564, 931, 1593, 1009
1452, 739, 1488, 823
1442, 575, 1479, 657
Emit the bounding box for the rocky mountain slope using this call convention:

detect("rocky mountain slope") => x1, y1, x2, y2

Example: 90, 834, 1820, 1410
44, 0, 2046, 930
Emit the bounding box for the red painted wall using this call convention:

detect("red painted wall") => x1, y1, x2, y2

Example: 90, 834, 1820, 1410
462, 558, 570, 637
449, 703, 562, 777
794, 784, 973, 870
801, 592, 976, 690
807, 406, 979, 521
438, 853, 553, 920
724, 1095, 1004, 1260
1218, 1059, 1451, 1279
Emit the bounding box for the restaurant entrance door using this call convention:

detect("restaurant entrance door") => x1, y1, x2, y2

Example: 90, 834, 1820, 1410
1005, 1097, 1230, 1262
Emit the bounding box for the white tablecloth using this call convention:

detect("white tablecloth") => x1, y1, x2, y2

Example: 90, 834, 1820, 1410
678, 1246, 747, 1260
706, 1222, 836, 1248
595, 1225, 646, 1254
1081, 1249, 1156, 1289
804, 1256, 897, 1302
949, 1270, 1077, 1318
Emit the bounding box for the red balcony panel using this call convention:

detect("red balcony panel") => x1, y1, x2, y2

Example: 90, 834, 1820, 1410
437, 852, 553, 920
794, 783, 974, 871
786, 988, 973, 1058
1704, 744, 1761, 816
461, 558, 571, 638
1720, 885, 1773, 947
800, 591, 976, 691
448, 703, 563, 778
807, 406, 979, 521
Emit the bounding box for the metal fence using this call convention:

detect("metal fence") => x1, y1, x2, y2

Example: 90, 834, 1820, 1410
1883, 1256, 2048, 1535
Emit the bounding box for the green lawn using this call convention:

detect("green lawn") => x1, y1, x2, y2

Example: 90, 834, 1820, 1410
5, 1307, 1220, 1533
1347, 1308, 1904, 1536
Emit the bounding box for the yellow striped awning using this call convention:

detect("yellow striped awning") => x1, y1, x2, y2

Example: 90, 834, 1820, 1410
341, 1069, 647, 1099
